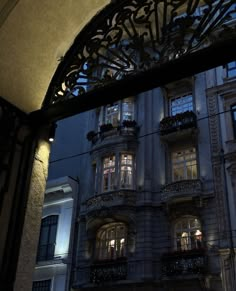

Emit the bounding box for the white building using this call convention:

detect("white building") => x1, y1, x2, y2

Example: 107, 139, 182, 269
32, 176, 79, 291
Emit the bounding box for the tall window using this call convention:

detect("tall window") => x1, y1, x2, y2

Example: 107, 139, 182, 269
37, 215, 58, 262
170, 94, 193, 116
99, 97, 134, 127
172, 148, 197, 181
103, 156, 116, 191
96, 223, 127, 260
120, 154, 133, 189
231, 104, 236, 138
226, 61, 236, 78
105, 103, 119, 126
174, 217, 202, 251
102, 154, 134, 192
32, 280, 51, 291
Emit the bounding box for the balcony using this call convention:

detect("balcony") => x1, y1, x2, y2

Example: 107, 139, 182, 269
90, 258, 127, 284
161, 179, 202, 203
161, 249, 206, 277
160, 111, 197, 142
86, 120, 139, 146
86, 190, 136, 213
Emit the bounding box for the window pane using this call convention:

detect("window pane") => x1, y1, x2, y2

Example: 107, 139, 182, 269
37, 216, 58, 261
172, 148, 197, 181
97, 223, 127, 260
122, 98, 134, 121
227, 61, 236, 78
103, 156, 116, 191
170, 94, 193, 115
174, 218, 202, 251
32, 280, 51, 291
105, 103, 119, 126
120, 154, 133, 188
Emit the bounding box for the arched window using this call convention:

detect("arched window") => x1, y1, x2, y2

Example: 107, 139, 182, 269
96, 222, 127, 260
37, 215, 58, 261
174, 217, 202, 251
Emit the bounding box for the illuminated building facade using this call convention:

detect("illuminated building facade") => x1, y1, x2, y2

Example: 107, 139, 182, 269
46, 60, 236, 291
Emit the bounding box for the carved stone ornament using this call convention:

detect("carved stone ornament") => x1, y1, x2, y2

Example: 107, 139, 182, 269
44, 0, 236, 106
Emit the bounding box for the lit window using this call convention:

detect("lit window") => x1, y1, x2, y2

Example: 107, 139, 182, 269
37, 215, 58, 262
122, 99, 134, 121
231, 104, 236, 138
105, 103, 119, 126
99, 98, 134, 127
103, 156, 116, 191
120, 154, 133, 189
226, 61, 236, 78
175, 217, 202, 251
102, 154, 134, 192
170, 94, 193, 116
172, 148, 197, 181
32, 280, 51, 291
96, 223, 127, 260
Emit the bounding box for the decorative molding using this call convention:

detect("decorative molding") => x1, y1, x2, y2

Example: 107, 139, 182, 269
86, 190, 136, 212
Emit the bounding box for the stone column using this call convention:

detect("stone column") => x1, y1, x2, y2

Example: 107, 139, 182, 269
14, 130, 51, 291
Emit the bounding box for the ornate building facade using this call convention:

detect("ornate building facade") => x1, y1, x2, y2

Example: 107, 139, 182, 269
46, 60, 236, 291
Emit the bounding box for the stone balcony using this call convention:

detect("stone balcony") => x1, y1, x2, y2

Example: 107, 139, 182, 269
85, 190, 136, 213
161, 179, 202, 203
161, 248, 206, 277
159, 111, 198, 142
90, 258, 127, 283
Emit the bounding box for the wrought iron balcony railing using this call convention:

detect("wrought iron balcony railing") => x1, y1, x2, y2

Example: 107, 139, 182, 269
160, 111, 197, 136
90, 258, 127, 284
161, 179, 202, 202
161, 248, 206, 276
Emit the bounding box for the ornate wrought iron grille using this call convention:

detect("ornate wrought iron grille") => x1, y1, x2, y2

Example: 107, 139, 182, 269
44, 0, 236, 107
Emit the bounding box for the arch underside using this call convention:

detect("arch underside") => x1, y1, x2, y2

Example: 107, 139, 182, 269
36, 0, 236, 122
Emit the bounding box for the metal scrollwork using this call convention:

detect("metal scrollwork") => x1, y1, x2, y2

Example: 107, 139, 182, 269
45, 0, 236, 106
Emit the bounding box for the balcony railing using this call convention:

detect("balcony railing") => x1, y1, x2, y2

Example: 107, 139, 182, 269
86, 190, 136, 212
160, 111, 197, 136
161, 179, 202, 202
86, 120, 139, 145
161, 249, 206, 276
90, 259, 127, 283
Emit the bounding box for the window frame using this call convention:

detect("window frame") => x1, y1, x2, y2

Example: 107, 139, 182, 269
173, 217, 203, 251
171, 147, 198, 182
102, 155, 116, 192
231, 104, 236, 138
101, 153, 135, 193
226, 61, 236, 79
99, 97, 135, 128
96, 222, 127, 261
36, 215, 58, 262
169, 93, 193, 116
